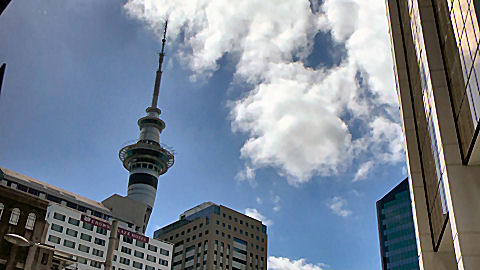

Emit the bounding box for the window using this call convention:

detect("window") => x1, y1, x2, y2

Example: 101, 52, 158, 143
94, 237, 106, 246
53, 212, 66, 221
148, 244, 158, 252
145, 265, 155, 270
9, 208, 20, 225
78, 244, 89, 253
92, 248, 104, 257
66, 228, 78, 237
90, 261, 102, 269
135, 240, 145, 248
51, 223, 63, 233
133, 261, 143, 269
80, 233, 92, 242
134, 250, 144, 259
123, 235, 133, 244
119, 257, 130, 265
48, 235, 61, 244
0, 203, 4, 220
147, 255, 156, 263
82, 222, 94, 231
25, 213, 36, 230
63, 239, 75, 248
160, 248, 169, 256
68, 217, 80, 226
97, 227, 107, 235
121, 246, 132, 255
78, 257, 87, 264
160, 258, 169, 266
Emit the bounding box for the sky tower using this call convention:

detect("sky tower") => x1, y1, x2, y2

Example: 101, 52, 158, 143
119, 22, 174, 209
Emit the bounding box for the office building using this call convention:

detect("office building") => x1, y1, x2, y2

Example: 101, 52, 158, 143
386, 0, 480, 269
154, 202, 268, 270
377, 178, 420, 270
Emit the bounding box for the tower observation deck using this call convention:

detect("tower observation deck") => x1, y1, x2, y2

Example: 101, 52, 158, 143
119, 22, 174, 209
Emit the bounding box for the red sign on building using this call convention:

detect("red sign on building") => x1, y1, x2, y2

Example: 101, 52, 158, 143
81, 214, 149, 243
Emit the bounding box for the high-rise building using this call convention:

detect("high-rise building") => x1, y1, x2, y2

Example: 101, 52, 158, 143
153, 202, 268, 270
385, 0, 480, 269
377, 178, 420, 270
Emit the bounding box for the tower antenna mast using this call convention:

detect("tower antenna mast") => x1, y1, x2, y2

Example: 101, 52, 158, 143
151, 20, 168, 109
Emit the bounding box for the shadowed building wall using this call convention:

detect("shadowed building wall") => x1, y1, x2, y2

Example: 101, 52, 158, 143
377, 178, 420, 270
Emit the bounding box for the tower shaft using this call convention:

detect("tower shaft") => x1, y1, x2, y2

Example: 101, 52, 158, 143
119, 21, 174, 213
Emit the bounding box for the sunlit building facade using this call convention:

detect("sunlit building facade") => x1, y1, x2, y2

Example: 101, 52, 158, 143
386, 0, 480, 269
153, 202, 268, 270
377, 178, 420, 270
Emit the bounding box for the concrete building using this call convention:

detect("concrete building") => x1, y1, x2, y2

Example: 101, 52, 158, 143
385, 0, 480, 269
45, 204, 172, 270
154, 202, 268, 270
0, 167, 173, 270
0, 184, 52, 270
377, 178, 420, 270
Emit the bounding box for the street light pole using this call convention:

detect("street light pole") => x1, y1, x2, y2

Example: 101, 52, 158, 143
104, 220, 119, 270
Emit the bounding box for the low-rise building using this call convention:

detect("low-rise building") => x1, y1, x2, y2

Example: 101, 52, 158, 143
0, 167, 173, 270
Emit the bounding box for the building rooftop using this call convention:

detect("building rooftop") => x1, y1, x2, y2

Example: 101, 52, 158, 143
0, 166, 110, 213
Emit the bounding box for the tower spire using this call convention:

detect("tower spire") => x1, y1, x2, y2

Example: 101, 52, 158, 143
119, 21, 174, 226
151, 21, 168, 109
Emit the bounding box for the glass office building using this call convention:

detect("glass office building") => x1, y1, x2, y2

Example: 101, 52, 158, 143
377, 179, 419, 270
385, 0, 480, 268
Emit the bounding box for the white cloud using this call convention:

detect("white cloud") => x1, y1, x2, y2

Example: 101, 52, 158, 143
268, 256, 328, 270
328, 196, 352, 217
245, 208, 273, 226
353, 160, 374, 182
273, 206, 281, 212
124, 0, 403, 185
272, 195, 280, 204
256, 197, 263, 204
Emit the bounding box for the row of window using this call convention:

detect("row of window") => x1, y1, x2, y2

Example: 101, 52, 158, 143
220, 212, 263, 232
4, 180, 112, 222
216, 221, 265, 242
51, 212, 170, 256
47, 233, 169, 269
0, 203, 37, 229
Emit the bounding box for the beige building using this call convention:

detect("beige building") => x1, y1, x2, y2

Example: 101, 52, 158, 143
385, 0, 480, 269
154, 202, 267, 270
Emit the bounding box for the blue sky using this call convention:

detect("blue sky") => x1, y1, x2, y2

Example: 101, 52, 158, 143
0, 1, 407, 269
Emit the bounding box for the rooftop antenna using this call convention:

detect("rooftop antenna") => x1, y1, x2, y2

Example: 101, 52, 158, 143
151, 20, 168, 109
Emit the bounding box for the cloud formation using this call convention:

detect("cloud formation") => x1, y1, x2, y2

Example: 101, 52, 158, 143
245, 208, 273, 226
124, 0, 403, 185
328, 196, 352, 217
268, 256, 328, 270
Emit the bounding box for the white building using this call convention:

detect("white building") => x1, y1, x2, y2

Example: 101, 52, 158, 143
45, 204, 172, 270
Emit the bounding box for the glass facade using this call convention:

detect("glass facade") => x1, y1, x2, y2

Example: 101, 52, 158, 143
449, 0, 480, 125
406, 0, 449, 248
443, 0, 480, 160
377, 179, 419, 270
